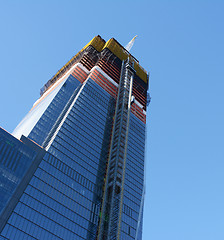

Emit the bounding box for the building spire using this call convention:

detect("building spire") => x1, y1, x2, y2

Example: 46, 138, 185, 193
125, 35, 137, 52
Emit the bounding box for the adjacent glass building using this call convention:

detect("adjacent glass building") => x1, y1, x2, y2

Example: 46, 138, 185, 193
0, 36, 149, 240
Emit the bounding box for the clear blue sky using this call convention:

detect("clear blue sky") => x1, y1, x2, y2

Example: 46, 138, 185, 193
0, 1, 224, 239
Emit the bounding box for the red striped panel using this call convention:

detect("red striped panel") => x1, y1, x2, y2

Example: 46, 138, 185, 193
90, 69, 118, 98
131, 103, 146, 124
71, 66, 88, 83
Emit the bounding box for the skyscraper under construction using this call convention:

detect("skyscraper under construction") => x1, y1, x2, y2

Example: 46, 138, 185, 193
0, 35, 149, 240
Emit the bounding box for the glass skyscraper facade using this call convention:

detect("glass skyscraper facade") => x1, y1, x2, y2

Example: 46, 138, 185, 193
0, 36, 149, 240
